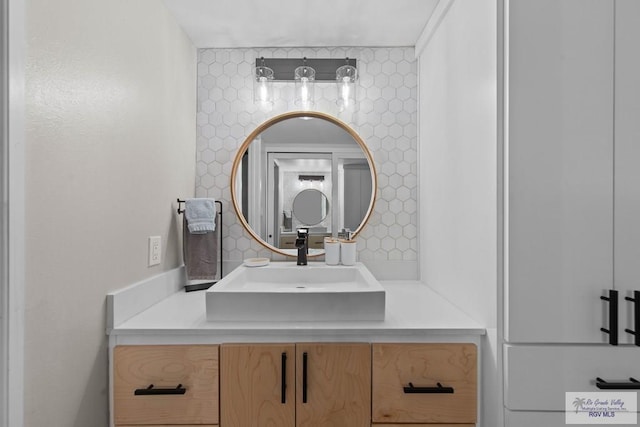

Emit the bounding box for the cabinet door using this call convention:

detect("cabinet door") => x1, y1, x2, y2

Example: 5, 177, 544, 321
615, 0, 640, 344
113, 345, 218, 426
507, 0, 614, 343
296, 343, 371, 427
220, 344, 295, 427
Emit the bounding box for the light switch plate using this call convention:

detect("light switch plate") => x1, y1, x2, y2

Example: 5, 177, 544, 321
148, 236, 161, 266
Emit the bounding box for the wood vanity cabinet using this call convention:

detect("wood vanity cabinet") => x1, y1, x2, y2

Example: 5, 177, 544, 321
279, 234, 328, 249
113, 345, 219, 426
220, 342, 371, 426
279, 235, 295, 249
372, 343, 477, 425
112, 342, 477, 426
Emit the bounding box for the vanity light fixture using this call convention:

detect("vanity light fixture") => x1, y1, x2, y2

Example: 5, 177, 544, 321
294, 57, 316, 109
298, 174, 325, 182
253, 57, 358, 108
336, 58, 358, 111
253, 57, 274, 105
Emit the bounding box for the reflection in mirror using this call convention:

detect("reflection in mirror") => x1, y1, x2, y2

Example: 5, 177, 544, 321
231, 112, 376, 257
270, 154, 332, 249
292, 188, 330, 227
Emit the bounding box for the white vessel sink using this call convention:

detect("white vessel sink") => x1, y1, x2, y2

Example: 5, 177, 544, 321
205, 262, 385, 321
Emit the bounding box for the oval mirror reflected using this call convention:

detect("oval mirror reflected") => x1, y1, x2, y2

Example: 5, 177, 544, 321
230, 111, 377, 257
293, 189, 330, 226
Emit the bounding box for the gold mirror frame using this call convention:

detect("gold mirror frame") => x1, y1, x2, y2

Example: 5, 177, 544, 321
230, 111, 378, 258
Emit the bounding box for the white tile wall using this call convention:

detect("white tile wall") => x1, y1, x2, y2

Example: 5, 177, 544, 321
197, 47, 417, 263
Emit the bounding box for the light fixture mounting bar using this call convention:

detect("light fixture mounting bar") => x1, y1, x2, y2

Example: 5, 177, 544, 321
298, 174, 325, 182
256, 58, 357, 81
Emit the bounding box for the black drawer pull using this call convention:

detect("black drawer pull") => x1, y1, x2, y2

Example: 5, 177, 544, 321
281, 352, 287, 404
403, 382, 454, 394
596, 377, 640, 390
624, 291, 640, 346
600, 289, 619, 345
134, 384, 186, 396
302, 352, 308, 403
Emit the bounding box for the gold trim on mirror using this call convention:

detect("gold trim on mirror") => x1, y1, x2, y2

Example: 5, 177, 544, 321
230, 111, 378, 258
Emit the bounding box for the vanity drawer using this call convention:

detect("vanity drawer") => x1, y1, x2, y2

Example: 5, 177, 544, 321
280, 235, 296, 248
114, 345, 219, 426
374, 424, 475, 427
279, 234, 327, 249
280, 234, 331, 249
308, 234, 328, 248
504, 344, 640, 411
372, 343, 477, 424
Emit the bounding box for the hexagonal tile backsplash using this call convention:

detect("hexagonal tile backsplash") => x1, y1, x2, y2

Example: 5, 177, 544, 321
196, 47, 417, 263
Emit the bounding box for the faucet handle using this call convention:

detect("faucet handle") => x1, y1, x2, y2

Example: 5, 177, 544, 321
297, 228, 309, 237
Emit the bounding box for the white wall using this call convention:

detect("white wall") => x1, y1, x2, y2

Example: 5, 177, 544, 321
4, 1, 27, 424
24, 0, 196, 424
417, 0, 499, 425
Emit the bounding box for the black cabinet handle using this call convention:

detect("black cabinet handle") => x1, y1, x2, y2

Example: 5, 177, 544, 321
281, 352, 287, 404
403, 382, 454, 394
624, 290, 640, 346
596, 377, 640, 390
134, 384, 186, 395
601, 289, 619, 345
302, 352, 308, 404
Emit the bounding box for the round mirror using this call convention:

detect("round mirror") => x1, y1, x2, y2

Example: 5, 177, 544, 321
292, 189, 330, 226
230, 111, 377, 257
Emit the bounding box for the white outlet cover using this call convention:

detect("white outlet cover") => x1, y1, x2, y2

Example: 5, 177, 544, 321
148, 236, 161, 266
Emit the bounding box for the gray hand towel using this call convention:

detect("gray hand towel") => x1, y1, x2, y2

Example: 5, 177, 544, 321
183, 216, 218, 280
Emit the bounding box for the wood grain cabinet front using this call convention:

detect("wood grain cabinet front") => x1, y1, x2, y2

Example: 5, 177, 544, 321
220, 342, 371, 427
220, 343, 296, 427
279, 234, 329, 249
296, 342, 371, 427
372, 343, 477, 425
113, 345, 219, 426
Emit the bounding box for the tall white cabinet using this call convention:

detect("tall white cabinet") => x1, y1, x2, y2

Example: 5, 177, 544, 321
504, 0, 640, 424
614, 0, 640, 337
506, 0, 614, 344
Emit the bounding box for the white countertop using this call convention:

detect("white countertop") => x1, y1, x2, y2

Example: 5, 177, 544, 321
109, 280, 485, 341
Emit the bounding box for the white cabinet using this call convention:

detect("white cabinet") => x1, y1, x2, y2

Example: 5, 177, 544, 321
614, 0, 640, 346
506, 0, 640, 346
504, 0, 640, 425
506, 0, 615, 344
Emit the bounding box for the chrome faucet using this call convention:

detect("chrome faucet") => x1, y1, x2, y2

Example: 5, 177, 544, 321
295, 228, 309, 266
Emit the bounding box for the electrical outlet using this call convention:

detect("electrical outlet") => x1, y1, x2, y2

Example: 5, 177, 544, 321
148, 236, 161, 266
